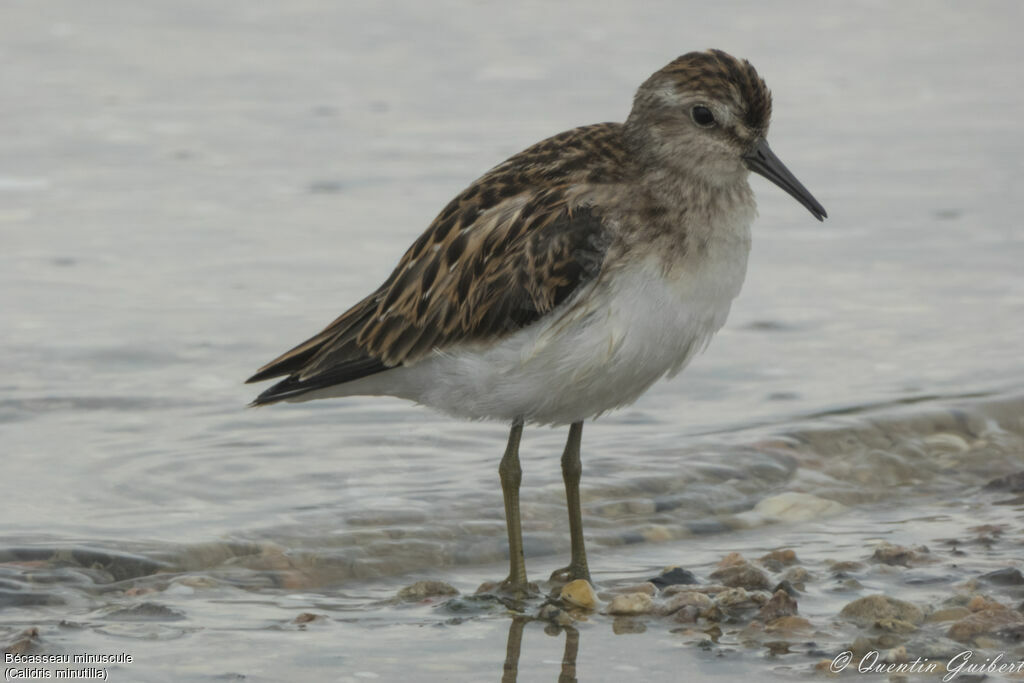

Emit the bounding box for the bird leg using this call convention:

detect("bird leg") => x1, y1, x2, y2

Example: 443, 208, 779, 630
550, 421, 591, 584
499, 419, 531, 595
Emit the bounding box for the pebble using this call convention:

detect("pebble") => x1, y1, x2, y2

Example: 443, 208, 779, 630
753, 492, 846, 521
980, 567, 1024, 585
839, 595, 924, 628
604, 592, 653, 616
673, 605, 701, 623
608, 582, 656, 596
660, 591, 714, 616
397, 580, 459, 602
640, 525, 675, 543
649, 566, 697, 589
947, 607, 1024, 643
292, 613, 322, 625
874, 618, 919, 633
611, 617, 647, 634
827, 560, 865, 574
871, 542, 930, 567
757, 589, 798, 622
765, 616, 812, 634
537, 604, 574, 627
764, 641, 792, 655
849, 635, 875, 656
759, 549, 798, 571
927, 607, 971, 623
922, 432, 970, 454
983, 471, 1024, 492
105, 602, 186, 622
781, 567, 812, 587
967, 595, 1006, 612
716, 552, 747, 569
3, 627, 40, 655
714, 587, 755, 608
771, 579, 799, 597
708, 562, 772, 591
559, 579, 598, 610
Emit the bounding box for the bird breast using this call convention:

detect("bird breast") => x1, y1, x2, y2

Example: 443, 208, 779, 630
386, 209, 752, 425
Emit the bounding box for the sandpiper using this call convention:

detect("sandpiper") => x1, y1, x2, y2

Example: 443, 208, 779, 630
247, 49, 826, 595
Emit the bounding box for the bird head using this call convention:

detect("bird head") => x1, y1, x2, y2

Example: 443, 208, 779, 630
626, 49, 826, 221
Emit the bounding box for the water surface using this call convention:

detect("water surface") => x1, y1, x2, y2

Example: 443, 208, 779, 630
2, 1, 1023, 680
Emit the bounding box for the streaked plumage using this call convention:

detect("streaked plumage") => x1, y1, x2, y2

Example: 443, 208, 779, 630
247, 49, 826, 594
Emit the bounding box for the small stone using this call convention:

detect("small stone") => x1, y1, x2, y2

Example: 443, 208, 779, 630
105, 602, 185, 621
827, 560, 865, 574
757, 589, 798, 621
560, 579, 597, 610
759, 549, 798, 571
947, 608, 1024, 643
839, 595, 924, 628
980, 567, 1024, 585
605, 592, 654, 616
967, 595, 1006, 612
673, 605, 701, 623
814, 659, 836, 673
849, 635, 875, 655
871, 542, 929, 567
771, 580, 799, 597
764, 641, 792, 655
922, 433, 969, 453
612, 617, 647, 634
3, 627, 40, 655
765, 616, 812, 634
609, 582, 656, 596
660, 591, 714, 616
875, 618, 919, 633
927, 607, 971, 623
708, 562, 772, 591
701, 604, 725, 622
173, 575, 219, 589
973, 635, 1003, 650
753, 492, 845, 521
664, 583, 725, 597
649, 566, 697, 589
782, 567, 812, 587
640, 525, 674, 543
717, 552, 747, 569
537, 603, 574, 626
984, 471, 1024, 492
714, 587, 754, 608
996, 624, 1024, 642
397, 580, 459, 602
882, 645, 908, 663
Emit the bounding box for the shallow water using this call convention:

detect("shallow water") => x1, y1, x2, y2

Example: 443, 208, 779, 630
3, 0, 1023, 680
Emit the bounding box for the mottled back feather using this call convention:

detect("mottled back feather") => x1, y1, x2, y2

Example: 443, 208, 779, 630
247, 124, 626, 404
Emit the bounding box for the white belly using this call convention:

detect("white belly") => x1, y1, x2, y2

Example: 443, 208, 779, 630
319, 233, 751, 425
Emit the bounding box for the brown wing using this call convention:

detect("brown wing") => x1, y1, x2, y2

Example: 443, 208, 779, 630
247, 123, 626, 405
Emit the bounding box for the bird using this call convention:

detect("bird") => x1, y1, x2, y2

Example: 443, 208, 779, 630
246, 49, 826, 597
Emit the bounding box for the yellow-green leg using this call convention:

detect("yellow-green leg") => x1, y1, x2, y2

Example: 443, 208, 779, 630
550, 421, 591, 584
499, 419, 531, 595
501, 616, 527, 683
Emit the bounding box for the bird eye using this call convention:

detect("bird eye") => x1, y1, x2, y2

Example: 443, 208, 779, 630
690, 105, 716, 127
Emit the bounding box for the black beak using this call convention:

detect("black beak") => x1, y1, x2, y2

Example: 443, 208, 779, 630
743, 139, 827, 221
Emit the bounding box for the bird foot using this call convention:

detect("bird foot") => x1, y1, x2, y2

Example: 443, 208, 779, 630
475, 577, 540, 601
499, 578, 540, 599
549, 564, 591, 586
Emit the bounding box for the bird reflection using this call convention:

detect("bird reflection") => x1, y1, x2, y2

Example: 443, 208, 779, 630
501, 615, 579, 683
